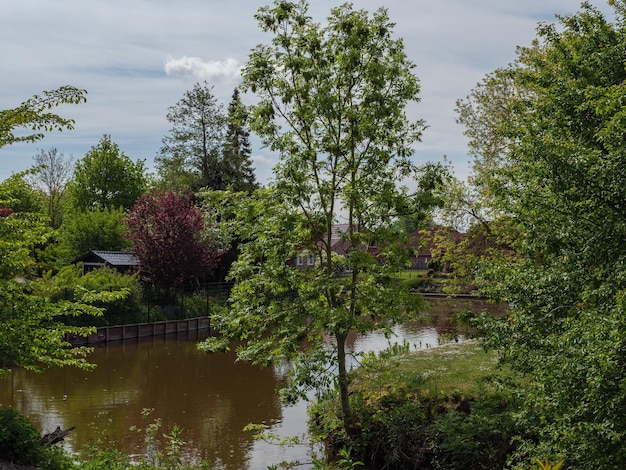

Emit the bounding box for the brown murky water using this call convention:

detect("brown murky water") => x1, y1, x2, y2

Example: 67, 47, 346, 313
0, 298, 499, 469
0, 331, 300, 469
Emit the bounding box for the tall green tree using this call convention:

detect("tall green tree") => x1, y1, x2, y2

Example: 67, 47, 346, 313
201, 1, 431, 437
0, 89, 127, 377
459, 2, 626, 466
0, 86, 86, 148
0, 173, 123, 376
57, 206, 130, 262
222, 88, 258, 192
455, 68, 528, 207
156, 82, 226, 192
68, 134, 147, 212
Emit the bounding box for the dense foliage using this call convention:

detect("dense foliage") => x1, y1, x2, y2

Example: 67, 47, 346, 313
456, 2, 626, 466
0, 408, 73, 470
0, 170, 129, 377
9, 2, 626, 468
201, 0, 443, 440
69, 134, 147, 212
309, 342, 522, 470
124, 189, 221, 286
0, 92, 133, 379
57, 206, 130, 263
51, 265, 145, 326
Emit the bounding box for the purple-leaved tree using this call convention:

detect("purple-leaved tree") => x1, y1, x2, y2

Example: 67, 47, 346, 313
124, 190, 220, 286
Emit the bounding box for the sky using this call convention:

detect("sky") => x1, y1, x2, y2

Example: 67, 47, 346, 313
0, 0, 615, 185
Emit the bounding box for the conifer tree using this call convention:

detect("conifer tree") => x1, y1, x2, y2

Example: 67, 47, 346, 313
222, 88, 257, 192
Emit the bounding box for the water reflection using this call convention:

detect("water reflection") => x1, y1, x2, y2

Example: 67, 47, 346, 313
0, 298, 496, 469
0, 331, 288, 469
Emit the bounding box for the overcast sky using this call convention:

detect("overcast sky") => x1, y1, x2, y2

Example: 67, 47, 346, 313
0, 0, 615, 185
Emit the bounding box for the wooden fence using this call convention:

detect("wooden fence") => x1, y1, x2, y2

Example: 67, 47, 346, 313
67, 317, 213, 345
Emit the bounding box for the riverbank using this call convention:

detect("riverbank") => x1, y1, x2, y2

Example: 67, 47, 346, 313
3, 337, 524, 469
309, 340, 522, 469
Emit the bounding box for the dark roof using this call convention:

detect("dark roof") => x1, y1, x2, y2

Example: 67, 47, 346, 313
94, 251, 139, 266
74, 250, 139, 267
327, 224, 378, 257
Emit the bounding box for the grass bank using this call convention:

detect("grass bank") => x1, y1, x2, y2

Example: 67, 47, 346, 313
352, 340, 503, 397
309, 340, 525, 469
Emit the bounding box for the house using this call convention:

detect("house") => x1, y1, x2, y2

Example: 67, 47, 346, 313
291, 224, 464, 272
293, 224, 349, 269
406, 226, 464, 271
293, 224, 379, 270
73, 250, 140, 275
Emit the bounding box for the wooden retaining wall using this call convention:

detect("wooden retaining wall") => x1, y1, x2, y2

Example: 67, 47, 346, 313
68, 317, 212, 345
67, 294, 505, 346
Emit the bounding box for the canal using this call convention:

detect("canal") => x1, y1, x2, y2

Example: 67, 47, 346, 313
0, 298, 497, 469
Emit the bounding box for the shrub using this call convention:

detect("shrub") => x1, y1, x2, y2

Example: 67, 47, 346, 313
311, 383, 519, 470
309, 342, 523, 469
0, 407, 43, 465
0, 407, 76, 469
430, 390, 518, 469
48, 265, 146, 326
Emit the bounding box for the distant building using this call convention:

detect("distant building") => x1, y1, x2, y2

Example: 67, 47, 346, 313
407, 227, 464, 271
291, 224, 379, 271
73, 250, 139, 275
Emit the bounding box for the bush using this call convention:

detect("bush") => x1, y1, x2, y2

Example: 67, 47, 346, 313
0, 407, 43, 465
309, 342, 523, 469
76, 267, 146, 325
0, 407, 74, 469
312, 383, 518, 470
430, 390, 518, 469
48, 265, 146, 326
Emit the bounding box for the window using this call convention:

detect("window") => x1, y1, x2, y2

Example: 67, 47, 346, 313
307, 255, 315, 266
297, 256, 304, 266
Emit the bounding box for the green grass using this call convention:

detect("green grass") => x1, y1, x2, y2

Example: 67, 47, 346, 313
352, 340, 507, 399
395, 269, 429, 279
310, 340, 520, 469
393, 268, 452, 293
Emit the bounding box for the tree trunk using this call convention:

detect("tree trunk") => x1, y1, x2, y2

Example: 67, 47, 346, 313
335, 330, 353, 434
41, 426, 75, 446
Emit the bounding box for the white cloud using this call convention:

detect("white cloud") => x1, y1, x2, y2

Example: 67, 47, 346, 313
0, 0, 618, 184
164, 56, 242, 81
